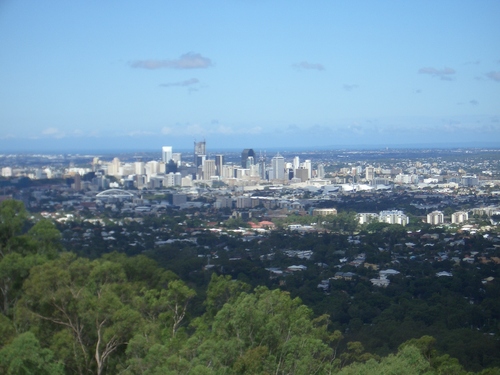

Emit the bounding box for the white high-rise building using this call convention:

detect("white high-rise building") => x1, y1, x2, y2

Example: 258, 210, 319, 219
366, 166, 375, 181
270, 153, 285, 180
1, 167, 12, 177
164, 172, 182, 187
134, 162, 144, 175
451, 211, 468, 224
427, 211, 444, 225
172, 153, 182, 165
202, 159, 216, 180
221, 164, 236, 179
379, 210, 409, 226
293, 156, 300, 171
304, 160, 312, 179
317, 164, 325, 179
145, 161, 160, 179
162, 146, 173, 163
107, 158, 121, 177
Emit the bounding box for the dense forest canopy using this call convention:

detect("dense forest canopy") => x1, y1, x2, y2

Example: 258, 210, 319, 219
1, 199, 499, 374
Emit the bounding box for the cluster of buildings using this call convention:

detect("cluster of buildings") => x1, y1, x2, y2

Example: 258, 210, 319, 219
356, 210, 472, 226
49, 142, 327, 191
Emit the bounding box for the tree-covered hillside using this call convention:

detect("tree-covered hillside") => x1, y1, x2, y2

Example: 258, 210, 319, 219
1, 199, 499, 374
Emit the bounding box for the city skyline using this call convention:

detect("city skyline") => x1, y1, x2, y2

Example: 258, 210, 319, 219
1, 1, 500, 152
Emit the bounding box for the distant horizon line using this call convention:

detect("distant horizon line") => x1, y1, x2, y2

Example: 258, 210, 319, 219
2, 141, 500, 155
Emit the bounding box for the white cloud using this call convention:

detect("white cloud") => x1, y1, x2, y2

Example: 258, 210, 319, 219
0, 134, 16, 140
293, 61, 325, 71
42, 127, 65, 138
131, 53, 213, 70
42, 127, 59, 135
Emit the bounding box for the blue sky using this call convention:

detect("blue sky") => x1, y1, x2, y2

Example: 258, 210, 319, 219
1, 0, 499, 152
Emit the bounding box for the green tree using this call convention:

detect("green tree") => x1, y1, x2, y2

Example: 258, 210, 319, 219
337, 345, 432, 375
0, 252, 45, 315
190, 287, 341, 374
20, 254, 142, 375
0, 199, 28, 257
204, 273, 250, 319
27, 219, 62, 257
0, 332, 64, 375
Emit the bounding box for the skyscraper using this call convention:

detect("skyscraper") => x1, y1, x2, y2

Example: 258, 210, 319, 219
202, 159, 216, 180
304, 159, 312, 180
194, 141, 206, 167
241, 149, 255, 168
258, 153, 266, 180
270, 153, 285, 180
73, 173, 81, 191
366, 166, 375, 181
162, 146, 173, 163
317, 164, 325, 179
215, 154, 224, 176
172, 153, 182, 165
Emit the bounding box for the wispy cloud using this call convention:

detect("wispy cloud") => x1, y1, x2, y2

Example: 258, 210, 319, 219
42, 127, 59, 135
486, 71, 500, 82
293, 61, 325, 71
42, 127, 65, 138
343, 84, 358, 91
0, 134, 16, 140
160, 78, 199, 88
418, 67, 456, 80
470, 99, 479, 105
131, 52, 213, 70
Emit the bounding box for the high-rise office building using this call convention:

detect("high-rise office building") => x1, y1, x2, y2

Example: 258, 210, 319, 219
246, 156, 254, 168
73, 173, 81, 191
194, 141, 206, 167
241, 149, 256, 168
166, 160, 178, 174
304, 160, 312, 180
366, 166, 375, 181
295, 168, 308, 182
162, 146, 173, 163
215, 154, 224, 176
134, 161, 144, 175
202, 159, 216, 180
317, 164, 325, 179
172, 153, 182, 165
258, 153, 266, 180
270, 153, 285, 180
221, 164, 236, 179
293, 156, 300, 171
